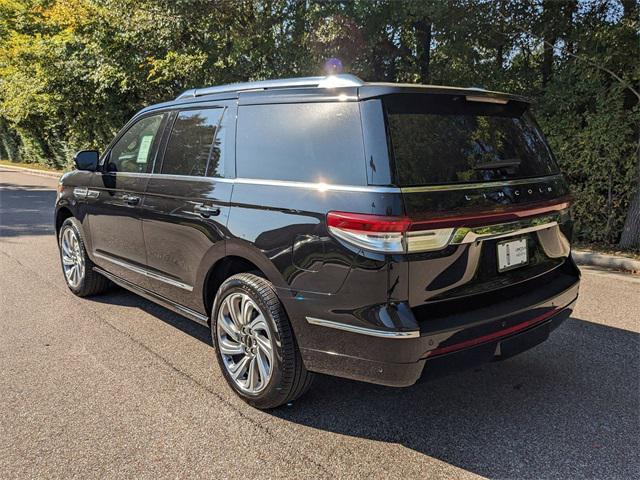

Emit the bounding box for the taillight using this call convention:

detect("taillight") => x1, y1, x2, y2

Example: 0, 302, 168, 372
326, 212, 410, 253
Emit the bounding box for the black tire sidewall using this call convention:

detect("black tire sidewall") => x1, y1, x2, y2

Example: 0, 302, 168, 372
211, 275, 289, 407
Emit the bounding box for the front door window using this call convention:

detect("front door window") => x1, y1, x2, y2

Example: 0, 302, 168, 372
107, 114, 165, 173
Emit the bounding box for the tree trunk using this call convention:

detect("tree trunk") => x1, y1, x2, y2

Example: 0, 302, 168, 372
541, 0, 559, 87
0, 118, 20, 162
621, 0, 638, 21
619, 0, 640, 248
497, 44, 504, 69
620, 188, 640, 248
413, 19, 432, 84
620, 141, 640, 248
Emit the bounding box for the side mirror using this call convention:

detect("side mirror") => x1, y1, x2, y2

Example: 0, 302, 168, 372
73, 150, 99, 171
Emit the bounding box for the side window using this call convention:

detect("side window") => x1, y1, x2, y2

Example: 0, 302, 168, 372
236, 102, 366, 185
161, 108, 224, 177
108, 114, 165, 173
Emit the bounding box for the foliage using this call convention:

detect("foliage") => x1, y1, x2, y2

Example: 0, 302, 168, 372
0, 0, 638, 246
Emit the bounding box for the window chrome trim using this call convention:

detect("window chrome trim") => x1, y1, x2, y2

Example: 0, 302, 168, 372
400, 174, 562, 193
92, 173, 561, 195
306, 317, 420, 339
94, 252, 193, 291
232, 178, 400, 193
107, 173, 400, 192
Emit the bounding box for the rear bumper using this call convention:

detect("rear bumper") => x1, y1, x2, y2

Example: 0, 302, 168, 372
297, 274, 579, 387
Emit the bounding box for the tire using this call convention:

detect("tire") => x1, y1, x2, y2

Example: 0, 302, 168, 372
58, 217, 111, 297
211, 273, 314, 409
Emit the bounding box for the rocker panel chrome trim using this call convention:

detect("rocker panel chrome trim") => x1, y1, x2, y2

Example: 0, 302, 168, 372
93, 252, 193, 291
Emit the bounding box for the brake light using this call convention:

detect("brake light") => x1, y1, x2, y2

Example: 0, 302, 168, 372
326, 212, 410, 253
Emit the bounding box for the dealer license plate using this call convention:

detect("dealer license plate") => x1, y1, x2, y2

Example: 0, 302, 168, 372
497, 238, 528, 272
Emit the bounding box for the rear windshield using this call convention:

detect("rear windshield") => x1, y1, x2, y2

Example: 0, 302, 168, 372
384, 94, 559, 186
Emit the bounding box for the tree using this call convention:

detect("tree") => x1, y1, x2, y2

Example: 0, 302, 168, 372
0, 0, 638, 248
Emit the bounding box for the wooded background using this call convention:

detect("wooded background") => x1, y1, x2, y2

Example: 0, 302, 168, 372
0, 0, 638, 248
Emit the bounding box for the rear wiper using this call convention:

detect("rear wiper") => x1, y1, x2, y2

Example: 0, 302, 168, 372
473, 158, 521, 170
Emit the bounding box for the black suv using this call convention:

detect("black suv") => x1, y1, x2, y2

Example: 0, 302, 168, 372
55, 74, 580, 408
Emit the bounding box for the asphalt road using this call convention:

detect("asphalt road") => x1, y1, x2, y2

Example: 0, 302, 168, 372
1, 167, 638, 479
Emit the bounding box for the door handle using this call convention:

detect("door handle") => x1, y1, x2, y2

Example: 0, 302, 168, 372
194, 204, 221, 218
123, 194, 140, 206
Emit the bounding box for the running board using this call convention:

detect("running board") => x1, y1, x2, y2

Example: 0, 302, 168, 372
93, 267, 210, 326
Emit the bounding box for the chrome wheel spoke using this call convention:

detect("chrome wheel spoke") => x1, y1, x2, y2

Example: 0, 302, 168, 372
229, 295, 244, 327
247, 357, 258, 390
241, 296, 255, 326
255, 334, 273, 361
229, 355, 250, 381
219, 313, 241, 341
248, 314, 267, 331
62, 256, 74, 266
256, 349, 269, 384
219, 338, 244, 356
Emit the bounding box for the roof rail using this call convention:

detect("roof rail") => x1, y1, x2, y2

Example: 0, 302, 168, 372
175, 74, 364, 100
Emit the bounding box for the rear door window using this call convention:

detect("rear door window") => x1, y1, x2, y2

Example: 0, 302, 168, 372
384, 94, 559, 186
236, 102, 366, 185
161, 108, 225, 177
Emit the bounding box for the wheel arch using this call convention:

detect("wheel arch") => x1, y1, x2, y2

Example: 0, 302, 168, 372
201, 243, 289, 318
203, 255, 265, 317
55, 206, 74, 236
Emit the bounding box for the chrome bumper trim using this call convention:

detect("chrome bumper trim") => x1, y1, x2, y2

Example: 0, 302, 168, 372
450, 219, 560, 244
305, 317, 420, 339
406, 214, 565, 253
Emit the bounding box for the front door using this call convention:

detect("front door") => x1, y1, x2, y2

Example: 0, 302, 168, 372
142, 104, 234, 313
87, 113, 168, 285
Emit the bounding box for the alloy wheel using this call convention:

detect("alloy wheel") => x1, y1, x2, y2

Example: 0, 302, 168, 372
60, 227, 85, 289
216, 292, 274, 394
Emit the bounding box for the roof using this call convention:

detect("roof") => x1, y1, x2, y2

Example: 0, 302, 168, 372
173, 74, 531, 104
138, 74, 530, 117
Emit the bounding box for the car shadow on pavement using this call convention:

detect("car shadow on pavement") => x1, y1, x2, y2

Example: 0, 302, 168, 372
0, 182, 57, 237
92, 288, 213, 346
273, 318, 639, 479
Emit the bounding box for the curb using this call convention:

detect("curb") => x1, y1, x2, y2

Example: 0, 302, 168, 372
0, 164, 64, 179
573, 250, 640, 274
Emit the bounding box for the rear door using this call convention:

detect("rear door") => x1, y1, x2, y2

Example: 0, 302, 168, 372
87, 113, 168, 285
382, 93, 572, 306
141, 102, 235, 313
